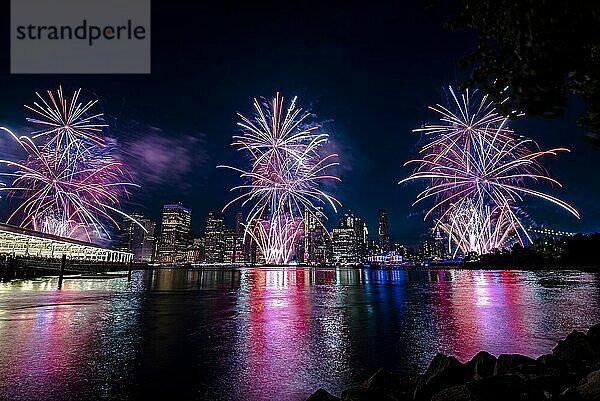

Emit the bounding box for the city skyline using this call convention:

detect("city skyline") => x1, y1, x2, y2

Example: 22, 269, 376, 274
119, 201, 575, 266
0, 2, 597, 245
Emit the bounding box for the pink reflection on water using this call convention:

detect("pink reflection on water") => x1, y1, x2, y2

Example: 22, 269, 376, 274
0, 278, 135, 400
236, 268, 313, 399
429, 270, 599, 362
450, 270, 530, 361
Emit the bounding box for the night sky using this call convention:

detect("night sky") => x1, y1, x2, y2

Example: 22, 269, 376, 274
0, 1, 598, 246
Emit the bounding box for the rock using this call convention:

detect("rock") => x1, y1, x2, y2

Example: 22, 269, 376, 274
432, 375, 542, 401
306, 388, 340, 401
364, 368, 401, 388
508, 362, 543, 375
340, 386, 396, 401
414, 354, 470, 400
587, 324, 600, 340
468, 375, 541, 400
553, 331, 597, 364
573, 370, 600, 401
465, 351, 497, 379
537, 353, 572, 374
537, 353, 556, 366
516, 369, 580, 397
362, 368, 417, 400
308, 324, 600, 401
494, 354, 537, 376
587, 324, 600, 352
431, 385, 473, 401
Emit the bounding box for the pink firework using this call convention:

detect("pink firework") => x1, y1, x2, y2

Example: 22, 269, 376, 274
0, 87, 141, 243
0, 127, 138, 242
219, 93, 341, 264
400, 87, 579, 255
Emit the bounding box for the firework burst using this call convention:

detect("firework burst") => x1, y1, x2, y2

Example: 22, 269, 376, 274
25, 86, 107, 148
0, 87, 142, 243
220, 93, 341, 264
400, 87, 579, 255
0, 126, 138, 241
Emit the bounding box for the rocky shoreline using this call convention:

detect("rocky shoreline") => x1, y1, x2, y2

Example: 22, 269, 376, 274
306, 324, 600, 401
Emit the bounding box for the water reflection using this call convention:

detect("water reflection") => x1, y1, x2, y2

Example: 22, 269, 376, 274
0, 267, 598, 401
0, 277, 142, 400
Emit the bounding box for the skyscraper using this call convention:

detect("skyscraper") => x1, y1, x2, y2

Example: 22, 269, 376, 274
204, 212, 225, 263
157, 203, 192, 263
332, 211, 368, 265
378, 209, 390, 252
122, 214, 157, 262
234, 211, 248, 263
187, 236, 205, 263
235, 211, 254, 264
223, 227, 245, 264
419, 228, 448, 261
302, 206, 330, 265
332, 225, 355, 265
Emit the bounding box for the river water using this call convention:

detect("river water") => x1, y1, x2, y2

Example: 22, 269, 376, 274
0, 267, 598, 401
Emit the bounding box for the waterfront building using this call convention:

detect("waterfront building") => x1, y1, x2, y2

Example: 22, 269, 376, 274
187, 236, 205, 263
204, 212, 225, 263
156, 203, 192, 263
223, 227, 245, 264
122, 214, 156, 262
0, 222, 132, 263
367, 251, 403, 266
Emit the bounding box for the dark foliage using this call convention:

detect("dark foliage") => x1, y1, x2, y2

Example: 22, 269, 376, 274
445, 0, 600, 139
478, 233, 600, 267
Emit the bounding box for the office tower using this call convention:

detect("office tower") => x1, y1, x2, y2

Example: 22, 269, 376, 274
122, 214, 157, 262
223, 228, 245, 264
234, 211, 248, 263
378, 209, 390, 252
223, 229, 235, 263
301, 207, 330, 265
419, 228, 447, 261
140, 218, 157, 262
157, 203, 192, 263
332, 211, 367, 264
358, 219, 369, 257
244, 230, 259, 265
204, 212, 225, 263
433, 228, 447, 260
332, 225, 356, 264
235, 211, 244, 236
187, 236, 205, 263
